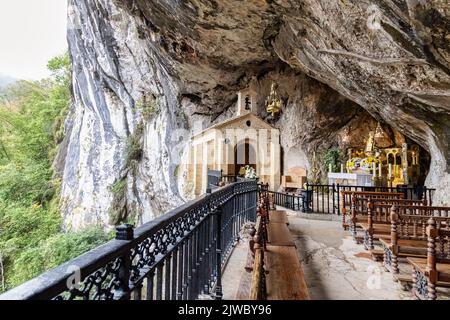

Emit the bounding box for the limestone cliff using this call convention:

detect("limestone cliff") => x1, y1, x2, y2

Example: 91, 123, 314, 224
59, 0, 450, 230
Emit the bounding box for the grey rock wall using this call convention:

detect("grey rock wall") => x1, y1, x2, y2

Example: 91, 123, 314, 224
59, 0, 450, 229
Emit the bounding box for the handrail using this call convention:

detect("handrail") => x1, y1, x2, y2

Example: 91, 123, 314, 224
249, 193, 269, 300
0, 180, 258, 300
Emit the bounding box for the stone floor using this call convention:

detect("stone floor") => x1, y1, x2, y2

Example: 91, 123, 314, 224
221, 210, 450, 300
222, 242, 251, 300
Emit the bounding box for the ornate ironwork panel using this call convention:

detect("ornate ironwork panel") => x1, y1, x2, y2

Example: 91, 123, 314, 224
0, 181, 258, 300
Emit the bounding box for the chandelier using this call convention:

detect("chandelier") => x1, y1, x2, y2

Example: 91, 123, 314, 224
265, 83, 282, 117
374, 122, 384, 139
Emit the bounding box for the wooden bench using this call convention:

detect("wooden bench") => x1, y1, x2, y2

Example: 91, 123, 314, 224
267, 222, 295, 246
408, 218, 450, 300
249, 195, 309, 300
394, 272, 450, 291
378, 206, 450, 275
269, 210, 289, 225
360, 199, 427, 250
340, 191, 405, 234
265, 245, 309, 300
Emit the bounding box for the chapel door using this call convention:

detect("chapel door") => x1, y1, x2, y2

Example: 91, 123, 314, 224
234, 139, 256, 175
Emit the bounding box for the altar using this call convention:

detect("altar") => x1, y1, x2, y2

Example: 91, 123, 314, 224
328, 172, 374, 187
327, 122, 421, 188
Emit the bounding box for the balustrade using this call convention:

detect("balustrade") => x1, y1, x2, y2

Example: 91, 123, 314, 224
0, 181, 258, 300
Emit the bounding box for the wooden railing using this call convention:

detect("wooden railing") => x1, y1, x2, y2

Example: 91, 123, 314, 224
0, 181, 258, 300
249, 216, 266, 300
250, 191, 269, 300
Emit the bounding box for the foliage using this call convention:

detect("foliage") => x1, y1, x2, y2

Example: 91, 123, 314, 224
243, 165, 258, 179
347, 156, 380, 173
135, 93, 160, 120
108, 122, 146, 226
0, 53, 109, 293
125, 123, 144, 167
109, 177, 129, 226
324, 149, 341, 173
7, 227, 109, 286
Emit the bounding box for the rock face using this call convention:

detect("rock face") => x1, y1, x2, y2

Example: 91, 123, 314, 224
59, 0, 450, 230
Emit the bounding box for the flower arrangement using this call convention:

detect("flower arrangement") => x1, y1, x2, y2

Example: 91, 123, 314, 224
347, 156, 380, 173
346, 157, 362, 172
361, 156, 380, 170
243, 165, 258, 179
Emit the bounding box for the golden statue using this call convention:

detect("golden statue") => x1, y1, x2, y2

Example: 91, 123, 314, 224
265, 83, 282, 117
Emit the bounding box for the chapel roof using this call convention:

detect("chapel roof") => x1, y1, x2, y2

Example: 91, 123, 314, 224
192, 113, 276, 138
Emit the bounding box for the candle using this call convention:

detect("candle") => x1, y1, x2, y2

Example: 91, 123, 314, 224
341, 164, 344, 173
379, 163, 382, 177
388, 164, 392, 178
329, 163, 333, 173
372, 163, 376, 177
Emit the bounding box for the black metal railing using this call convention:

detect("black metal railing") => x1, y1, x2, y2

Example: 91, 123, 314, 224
222, 174, 237, 184
0, 181, 258, 300
268, 190, 302, 211
304, 183, 435, 215
258, 182, 435, 215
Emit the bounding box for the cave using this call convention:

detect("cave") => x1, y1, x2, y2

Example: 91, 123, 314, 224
53, 0, 450, 230
2, 0, 450, 302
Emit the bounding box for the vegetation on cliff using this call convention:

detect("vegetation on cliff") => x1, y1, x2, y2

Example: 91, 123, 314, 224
0, 54, 110, 293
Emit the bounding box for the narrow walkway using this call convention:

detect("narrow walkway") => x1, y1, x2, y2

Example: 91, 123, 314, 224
222, 240, 250, 300
222, 210, 450, 300
287, 215, 413, 299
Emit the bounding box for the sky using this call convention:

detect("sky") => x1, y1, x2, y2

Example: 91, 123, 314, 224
0, 0, 68, 80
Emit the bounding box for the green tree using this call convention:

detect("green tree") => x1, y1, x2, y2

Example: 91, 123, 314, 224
0, 53, 108, 292
324, 149, 342, 173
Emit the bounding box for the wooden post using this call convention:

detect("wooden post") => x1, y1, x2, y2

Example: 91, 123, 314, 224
250, 222, 265, 300
422, 196, 427, 206
367, 200, 374, 250
426, 217, 437, 300
350, 193, 357, 238
341, 191, 346, 228
390, 205, 399, 273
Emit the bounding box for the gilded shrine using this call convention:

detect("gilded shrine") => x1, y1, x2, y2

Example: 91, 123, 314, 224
329, 123, 421, 187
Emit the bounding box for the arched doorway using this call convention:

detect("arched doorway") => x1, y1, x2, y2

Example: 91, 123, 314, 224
234, 138, 257, 176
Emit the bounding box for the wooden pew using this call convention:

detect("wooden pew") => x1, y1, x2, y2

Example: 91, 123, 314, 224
379, 205, 450, 276
359, 198, 426, 251
408, 218, 450, 300
342, 191, 404, 243
340, 191, 405, 239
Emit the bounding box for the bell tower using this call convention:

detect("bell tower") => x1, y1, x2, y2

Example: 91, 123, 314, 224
237, 89, 257, 116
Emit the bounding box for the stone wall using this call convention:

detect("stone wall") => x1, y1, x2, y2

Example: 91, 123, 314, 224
59, 0, 450, 230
